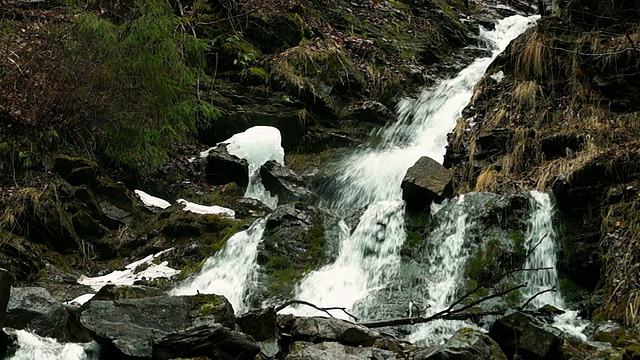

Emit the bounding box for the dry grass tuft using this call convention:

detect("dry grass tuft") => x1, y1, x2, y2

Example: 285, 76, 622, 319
513, 80, 540, 109
474, 168, 498, 192
513, 31, 550, 80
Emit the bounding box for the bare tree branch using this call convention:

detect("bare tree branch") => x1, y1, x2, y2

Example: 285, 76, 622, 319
275, 300, 359, 321
518, 288, 557, 311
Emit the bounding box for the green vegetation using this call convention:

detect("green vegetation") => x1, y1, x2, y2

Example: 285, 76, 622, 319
71, 0, 219, 173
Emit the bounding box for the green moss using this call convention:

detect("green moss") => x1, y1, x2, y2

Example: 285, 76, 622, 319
263, 211, 327, 299
465, 238, 503, 285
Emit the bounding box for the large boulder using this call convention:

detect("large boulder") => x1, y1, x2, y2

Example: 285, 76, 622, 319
255, 203, 329, 303
260, 160, 314, 204
415, 327, 507, 360
284, 341, 395, 360
0, 268, 10, 328
53, 155, 98, 186
153, 324, 260, 360
79, 293, 235, 358
204, 144, 249, 187
489, 311, 563, 360
401, 156, 453, 211
5, 287, 69, 338
291, 317, 381, 347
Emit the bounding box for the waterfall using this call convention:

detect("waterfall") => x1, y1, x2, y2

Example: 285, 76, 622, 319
522, 190, 564, 308
319, 15, 538, 210
285, 200, 406, 318
171, 218, 267, 313
5, 331, 99, 360
523, 191, 588, 340
283, 15, 538, 321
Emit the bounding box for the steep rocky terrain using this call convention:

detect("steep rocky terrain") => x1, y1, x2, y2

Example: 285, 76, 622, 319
3, 0, 640, 359
444, 0, 640, 329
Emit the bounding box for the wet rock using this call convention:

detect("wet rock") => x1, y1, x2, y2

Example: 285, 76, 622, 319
260, 160, 314, 204
53, 155, 98, 186
200, 82, 307, 151
204, 144, 249, 187
88, 284, 164, 303
0, 268, 10, 328
0, 231, 45, 282
401, 156, 453, 211
284, 341, 394, 360
291, 317, 381, 347
489, 311, 563, 360
0, 328, 16, 358
79, 293, 235, 358
415, 327, 507, 360
345, 100, 394, 125
255, 204, 328, 303
5, 287, 69, 338
153, 324, 260, 360
474, 128, 512, 165
156, 204, 236, 239
236, 307, 278, 342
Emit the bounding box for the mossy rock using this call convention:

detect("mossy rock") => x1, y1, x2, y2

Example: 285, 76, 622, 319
188, 293, 235, 328
256, 203, 328, 302
53, 155, 98, 186
89, 284, 164, 303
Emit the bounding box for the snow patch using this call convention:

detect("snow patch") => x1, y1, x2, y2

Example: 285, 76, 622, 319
490, 70, 505, 83
134, 190, 171, 209
64, 293, 95, 306
78, 249, 180, 291
177, 199, 235, 218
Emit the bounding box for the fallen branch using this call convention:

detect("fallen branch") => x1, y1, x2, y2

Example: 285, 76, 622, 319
275, 300, 359, 321
360, 283, 527, 328
518, 288, 557, 311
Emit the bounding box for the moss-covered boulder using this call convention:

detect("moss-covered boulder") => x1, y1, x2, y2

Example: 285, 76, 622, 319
79, 292, 236, 358
52, 155, 98, 186
254, 203, 329, 304
415, 327, 507, 360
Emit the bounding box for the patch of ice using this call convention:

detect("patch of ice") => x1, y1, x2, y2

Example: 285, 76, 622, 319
490, 70, 505, 83
220, 126, 285, 208
177, 199, 235, 218
134, 190, 171, 209
78, 248, 180, 291
6, 330, 100, 360
200, 147, 215, 158
64, 293, 95, 306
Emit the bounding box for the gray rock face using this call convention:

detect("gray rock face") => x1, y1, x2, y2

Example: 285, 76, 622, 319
291, 317, 381, 347
0, 268, 10, 328
285, 341, 394, 360
489, 311, 563, 360
346, 100, 394, 125
237, 307, 278, 342
260, 160, 314, 204
415, 328, 507, 360
401, 156, 453, 211
204, 144, 249, 187
5, 287, 69, 338
153, 324, 260, 360
80, 293, 235, 358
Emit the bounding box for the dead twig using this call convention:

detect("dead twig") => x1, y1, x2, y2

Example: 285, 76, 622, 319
275, 300, 359, 321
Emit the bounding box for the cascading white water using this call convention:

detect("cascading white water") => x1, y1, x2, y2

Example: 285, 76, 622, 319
522, 190, 564, 308
171, 218, 267, 313
285, 200, 406, 318
523, 191, 588, 340
173, 126, 285, 313
5, 331, 99, 360
407, 195, 481, 344
285, 15, 538, 321
320, 15, 538, 210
